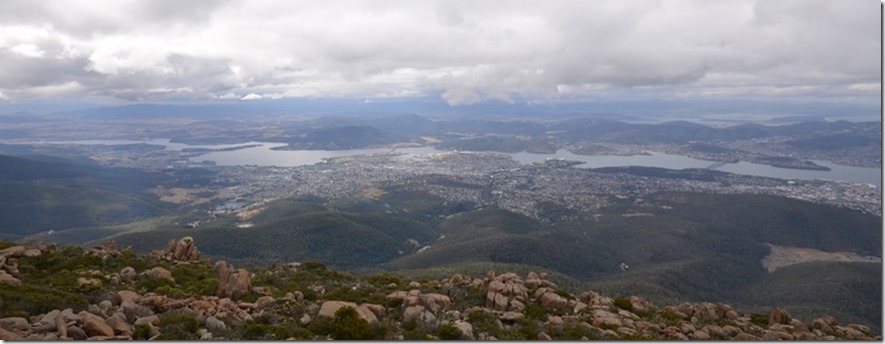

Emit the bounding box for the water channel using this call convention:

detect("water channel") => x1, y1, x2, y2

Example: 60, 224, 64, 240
23, 139, 882, 187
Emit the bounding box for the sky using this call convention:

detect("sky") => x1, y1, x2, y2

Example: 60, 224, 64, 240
0, 0, 880, 110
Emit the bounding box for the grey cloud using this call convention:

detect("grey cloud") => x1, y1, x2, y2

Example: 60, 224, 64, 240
0, 0, 879, 105
0, 0, 231, 37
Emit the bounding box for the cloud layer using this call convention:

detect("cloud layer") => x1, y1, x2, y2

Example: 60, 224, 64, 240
0, 0, 879, 105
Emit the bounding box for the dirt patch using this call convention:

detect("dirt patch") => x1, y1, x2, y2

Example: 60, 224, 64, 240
237, 207, 266, 220
150, 187, 216, 205
421, 136, 442, 144
761, 243, 881, 273
360, 187, 387, 199
621, 212, 654, 217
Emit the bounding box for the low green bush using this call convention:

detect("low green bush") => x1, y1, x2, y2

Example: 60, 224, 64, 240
157, 313, 199, 340
330, 306, 373, 340
437, 323, 463, 340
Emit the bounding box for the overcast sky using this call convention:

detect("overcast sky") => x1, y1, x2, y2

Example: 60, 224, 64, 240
0, 0, 880, 107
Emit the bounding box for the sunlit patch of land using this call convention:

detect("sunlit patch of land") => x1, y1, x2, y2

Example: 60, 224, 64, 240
420, 136, 442, 144
761, 243, 881, 273
236, 206, 266, 220
150, 187, 217, 205
360, 187, 387, 199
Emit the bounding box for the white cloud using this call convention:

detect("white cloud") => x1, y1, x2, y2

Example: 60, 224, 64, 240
10, 43, 45, 58
240, 93, 263, 100
0, 0, 879, 105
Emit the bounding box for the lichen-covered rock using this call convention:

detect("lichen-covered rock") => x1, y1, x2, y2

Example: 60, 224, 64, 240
538, 290, 568, 313
421, 293, 452, 314
0, 317, 29, 332
80, 312, 114, 337
0, 271, 20, 285
0, 246, 25, 258
165, 237, 201, 262
317, 301, 379, 323
120, 266, 137, 281
769, 307, 792, 326
0, 327, 22, 340
215, 261, 251, 301
142, 266, 174, 282
205, 316, 226, 334
105, 313, 132, 336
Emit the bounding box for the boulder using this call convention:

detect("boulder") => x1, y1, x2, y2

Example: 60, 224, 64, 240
509, 299, 526, 313
139, 294, 171, 313
134, 315, 160, 326
525, 272, 541, 289
317, 301, 378, 323
454, 320, 474, 340
691, 330, 711, 340
105, 313, 132, 336
215, 261, 251, 301
113, 290, 141, 306
501, 312, 524, 322
403, 305, 436, 324
205, 316, 226, 334
23, 248, 41, 257
318, 301, 358, 318
0, 327, 22, 340
120, 267, 137, 281
355, 306, 379, 324
36, 309, 61, 328
539, 291, 568, 313
421, 293, 452, 314
486, 292, 508, 311
361, 303, 386, 319
846, 323, 871, 335
0, 271, 21, 285
142, 267, 174, 282
255, 296, 275, 310
0, 246, 25, 258
844, 327, 869, 340
80, 312, 114, 337
0, 317, 29, 332
66, 325, 88, 340
98, 300, 113, 311
769, 307, 791, 326
165, 237, 201, 262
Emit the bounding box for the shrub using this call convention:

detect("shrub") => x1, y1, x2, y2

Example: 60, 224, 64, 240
133, 324, 152, 340
437, 323, 464, 340
136, 277, 175, 294
657, 309, 683, 326
0, 284, 89, 317
366, 273, 401, 288
0, 240, 16, 250
171, 262, 218, 296
467, 310, 501, 337
239, 322, 292, 340
749, 313, 768, 327
613, 298, 634, 311
330, 306, 373, 340
157, 313, 199, 340
524, 302, 549, 322
554, 289, 575, 300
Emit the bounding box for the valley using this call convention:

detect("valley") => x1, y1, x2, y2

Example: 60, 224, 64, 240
0, 113, 881, 333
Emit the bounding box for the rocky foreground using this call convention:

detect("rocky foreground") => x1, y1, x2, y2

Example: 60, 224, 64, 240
0, 238, 879, 340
